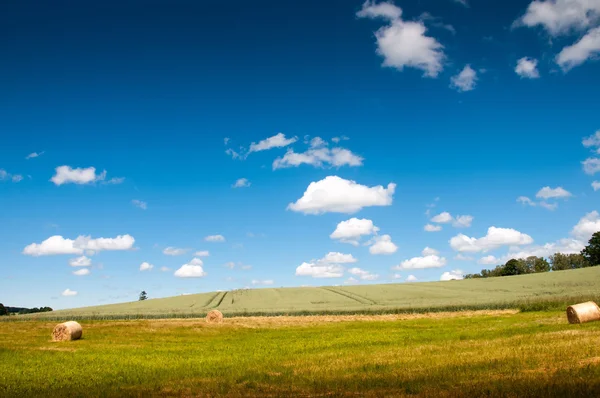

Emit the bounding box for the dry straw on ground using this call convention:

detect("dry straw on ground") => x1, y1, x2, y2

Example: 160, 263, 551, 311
566, 301, 600, 324
205, 310, 224, 323
52, 321, 83, 341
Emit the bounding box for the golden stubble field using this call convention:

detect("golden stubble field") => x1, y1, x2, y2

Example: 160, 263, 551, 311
1, 309, 600, 397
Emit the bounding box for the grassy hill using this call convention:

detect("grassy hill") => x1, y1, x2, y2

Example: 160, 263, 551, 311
12, 267, 600, 320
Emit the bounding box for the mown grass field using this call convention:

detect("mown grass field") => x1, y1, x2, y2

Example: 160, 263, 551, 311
1, 310, 600, 397
10, 267, 600, 320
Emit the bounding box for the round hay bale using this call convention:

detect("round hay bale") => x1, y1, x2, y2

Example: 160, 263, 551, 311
566, 301, 600, 324
52, 321, 83, 341
206, 310, 223, 323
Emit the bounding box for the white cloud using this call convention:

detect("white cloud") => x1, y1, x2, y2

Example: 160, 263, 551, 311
515, 57, 540, 78
406, 275, 418, 282
205, 235, 225, 242
593, 181, 600, 191
583, 131, 600, 149
424, 224, 442, 232
249, 133, 297, 153
273, 147, 363, 170
295, 252, 357, 278
140, 262, 154, 272
0, 169, 23, 183
393, 255, 447, 270
62, 288, 78, 297
309, 137, 327, 148
517, 196, 536, 206
72, 268, 90, 276
571, 211, 600, 241
556, 27, 600, 70
450, 65, 477, 92
174, 258, 207, 278
288, 176, 396, 215
582, 158, 600, 175
194, 250, 210, 257
449, 227, 533, 253
330, 218, 380, 245
369, 234, 398, 255
516, 0, 600, 35
160, 266, 171, 272
232, 178, 251, 188
331, 136, 349, 144
132, 200, 147, 210
478, 255, 499, 265
453, 215, 474, 228
392, 273, 403, 279
26, 151, 44, 160
23, 234, 135, 256
225, 148, 242, 159
536, 186, 572, 199
440, 270, 464, 281
104, 177, 125, 185
251, 279, 274, 286
421, 247, 439, 256
347, 267, 380, 281
357, 1, 445, 78
539, 202, 559, 211
50, 166, 109, 186
498, 238, 584, 263
163, 247, 188, 256
69, 256, 92, 267
431, 212, 453, 223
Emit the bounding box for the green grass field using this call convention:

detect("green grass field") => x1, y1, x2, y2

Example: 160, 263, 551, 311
10, 267, 600, 320
1, 310, 600, 397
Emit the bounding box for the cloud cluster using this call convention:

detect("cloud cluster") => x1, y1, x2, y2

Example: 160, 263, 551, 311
357, 1, 445, 77
450, 227, 533, 253
23, 234, 135, 256
394, 248, 447, 270
295, 252, 357, 278
347, 267, 379, 281
0, 169, 24, 183
288, 176, 396, 214
517, 186, 572, 210
273, 147, 363, 170
429, 212, 474, 228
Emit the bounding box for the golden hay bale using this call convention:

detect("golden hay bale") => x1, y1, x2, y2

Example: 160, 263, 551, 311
206, 310, 224, 323
52, 321, 83, 341
566, 301, 600, 324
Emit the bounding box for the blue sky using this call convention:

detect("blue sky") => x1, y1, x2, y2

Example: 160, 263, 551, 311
1, 0, 600, 309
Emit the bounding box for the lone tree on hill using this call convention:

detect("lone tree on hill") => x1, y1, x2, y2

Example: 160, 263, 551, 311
0, 303, 7, 316
582, 231, 600, 266
139, 291, 148, 301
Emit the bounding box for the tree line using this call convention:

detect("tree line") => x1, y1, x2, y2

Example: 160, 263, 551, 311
0, 304, 53, 316
465, 231, 600, 279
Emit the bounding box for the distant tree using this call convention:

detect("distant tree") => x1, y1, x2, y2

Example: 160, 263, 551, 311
582, 231, 600, 266
0, 303, 7, 316
520, 256, 550, 273
502, 259, 528, 276
550, 253, 590, 270
139, 291, 148, 301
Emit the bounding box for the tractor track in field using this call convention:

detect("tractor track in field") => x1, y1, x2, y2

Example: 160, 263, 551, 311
204, 292, 226, 309
320, 287, 377, 305
214, 291, 228, 308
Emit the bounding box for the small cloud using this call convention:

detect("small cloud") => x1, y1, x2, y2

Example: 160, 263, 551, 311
160, 266, 171, 272
232, 178, 251, 188
174, 258, 207, 278
163, 247, 188, 256
249, 133, 297, 153
406, 275, 418, 283
140, 262, 154, 271
194, 250, 210, 257
205, 235, 225, 242
25, 151, 45, 160
347, 267, 379, 281
132, 199, 147, 210
593, 181, 600, 191
69, 256, 92, 267
61, 288, 78, 296
440, 270, 464, 281
369, 234, 398, 255
50, 166, 114, 186
536, 186, 572, 199
424, 224, 442, 232
515, 57, 540, 79
224, 137, 230, 145
450, 65, 477, 92
478, 255, 499, 265
431, 212, 453, 223
72, 269, 90, 276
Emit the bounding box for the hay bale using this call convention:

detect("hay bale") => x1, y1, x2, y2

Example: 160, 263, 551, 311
52, 321, 83, 341
566, 301, 600, 324
206, 310, 223, 323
